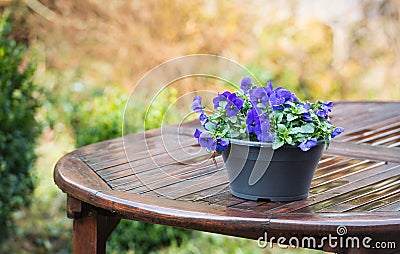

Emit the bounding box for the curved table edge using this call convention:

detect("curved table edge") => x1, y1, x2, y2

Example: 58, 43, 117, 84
54, 152, 400, 239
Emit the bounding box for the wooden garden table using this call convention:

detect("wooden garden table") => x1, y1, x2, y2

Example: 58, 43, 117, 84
54, 102, 400, 254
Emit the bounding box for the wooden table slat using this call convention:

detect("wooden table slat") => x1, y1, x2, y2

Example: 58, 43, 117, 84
82, 135, 195, 166
332, 189, 400, 213
311, 160, 384, 188
120, 162, 225, 193
264, 164, 400, 214
309, 162, 394, 195
54, 102, 400, 253
372, 199, 400, 212
313, 159, 374, 179
296, 174, 400, 213
86, 142, 201, 171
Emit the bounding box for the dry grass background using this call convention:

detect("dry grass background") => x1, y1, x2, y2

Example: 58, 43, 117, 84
9, 0, 400, 101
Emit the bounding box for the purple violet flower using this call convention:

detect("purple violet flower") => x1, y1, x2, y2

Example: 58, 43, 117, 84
194, 128, 202, 139
269, 87, 299, 110
315, 109, 328, 119
302, 103, 311, 110
249, 87, 269, 107
240, 77, 253, 94
298, 138, 318, 151
266, 80, 274, 96
255, 120, 274, 142
269, 92, 286, 110
212, 91, 231, 109
225, 93, 244, 117
316, 101, 333, 119
216, 139, 228, 151
276, 88, 293, 101
246, 109, 260, 133
301, 103, 312, 121
302, 112, 313, 122
199, 112, 208, 126
191, 96, 203, 113
257, 131, 275, 142
198, 133, 216, 150
331, 127, 344, 138
323, 101, 333, 111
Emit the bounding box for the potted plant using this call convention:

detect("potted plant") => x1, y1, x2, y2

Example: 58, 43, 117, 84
191, 77, 344, 201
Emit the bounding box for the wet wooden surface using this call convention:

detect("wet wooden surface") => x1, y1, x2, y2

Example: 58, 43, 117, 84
54, 102, 400, 253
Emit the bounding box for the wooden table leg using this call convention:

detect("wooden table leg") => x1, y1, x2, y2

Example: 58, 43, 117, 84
67, 195, 120, 254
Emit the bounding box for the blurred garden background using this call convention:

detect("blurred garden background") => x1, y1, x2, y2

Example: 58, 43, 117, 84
1, 0, 400, 253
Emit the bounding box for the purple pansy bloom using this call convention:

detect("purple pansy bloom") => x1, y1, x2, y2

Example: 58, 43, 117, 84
252, 110, 273, 142
316, 101, 333, 119
276, 87, 298, 102
302, 103, 311, 110
266, 80, 274, 96
275, 87, 292, 100
225, 93, 244, 117
249, 87, 269, 107
269, 92, 286, 110
216, 139, 228, 151
315, 109, 328, 119
302, 112, 313, 122
331, 127, 344, 138
257, 131, 274, 142
191, 96, 203, 113
199, 112, 208, 126
212, 91, 231, 109
194, 128, 202, 139
198, 133, 216, 150
269, 87, 298, 110
222, 91, 232, 97
255, 120, 274, 142
323, 101, 333, 111
240, 77, 253, 94
298, 138, 318, 151
246, 109, 260, 133
301, 102, 312, 121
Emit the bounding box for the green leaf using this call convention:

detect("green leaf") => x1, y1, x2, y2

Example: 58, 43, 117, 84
297, 107, 308, 114
272, 140, 284, 150
285, 136, 293, 144
289, 127, 302, 134
300, 123, 315, 133
221, 126, 229, 136
230, 129, 240, 138
205, 122, 216, 131
287, 113, 298, 122
277, 124, 287, 132
274, 112, 283, 123
212, 111, 221, 118
228, 115, 237, 123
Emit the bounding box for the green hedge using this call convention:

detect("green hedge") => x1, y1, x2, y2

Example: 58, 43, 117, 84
68, 86, 194, 253
0, 12, 41, 242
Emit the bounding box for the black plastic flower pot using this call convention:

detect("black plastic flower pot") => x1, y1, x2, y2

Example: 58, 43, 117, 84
221, 139, 324, 202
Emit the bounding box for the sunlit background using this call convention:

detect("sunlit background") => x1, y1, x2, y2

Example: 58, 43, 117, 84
1, 0, 399, 253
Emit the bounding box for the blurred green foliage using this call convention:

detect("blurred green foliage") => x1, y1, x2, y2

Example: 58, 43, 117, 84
63, 84, 192, 253
0, 12, 41, 242
107, 220, 194, 254
69, 86, 128, 147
